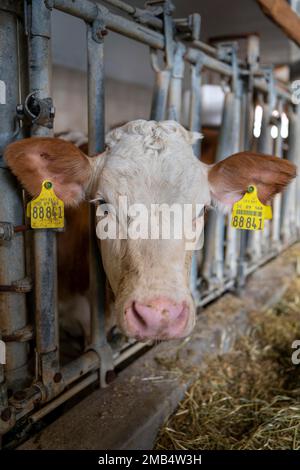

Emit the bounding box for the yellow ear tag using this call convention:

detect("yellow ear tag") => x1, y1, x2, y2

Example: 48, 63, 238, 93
27, 180, 64, 229
231, 185, 272, 231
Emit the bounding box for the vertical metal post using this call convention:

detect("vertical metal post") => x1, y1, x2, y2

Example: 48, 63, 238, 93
87, 20, 114, 388
167, 42, 185, 121
150, 70, 170, 121
260, 70, 276, 256
189, 59, 202, 157
149, 0, 174, 122
236, 35, 257, 289
150, 51, 170, 121
202, 73, 242, 287
271, 99, 284, 249
188, 58, 202, 302
28, 0, 60, 396
223, 81, 242, 281
281, 107, 298, 242
249, 89, 274, 263
0, 1, 29, 394
293, 106, 300, 234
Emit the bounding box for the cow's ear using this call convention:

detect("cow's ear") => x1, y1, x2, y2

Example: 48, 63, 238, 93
208, 151, 297, 205
4, 137, 93, 206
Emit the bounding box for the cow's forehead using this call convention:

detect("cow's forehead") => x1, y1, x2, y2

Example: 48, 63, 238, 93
98, 139, 210, 206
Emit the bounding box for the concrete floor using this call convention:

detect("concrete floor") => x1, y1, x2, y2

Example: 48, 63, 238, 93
19, 243, 300, 450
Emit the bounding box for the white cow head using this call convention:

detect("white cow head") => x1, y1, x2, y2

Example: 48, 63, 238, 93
5, 120, 296, 341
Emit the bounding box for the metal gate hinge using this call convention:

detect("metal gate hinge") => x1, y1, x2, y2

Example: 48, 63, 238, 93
16, 92, 55, 129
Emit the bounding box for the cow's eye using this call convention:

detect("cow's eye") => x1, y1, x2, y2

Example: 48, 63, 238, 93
90, 197, 107, 206
92, 197, 110, 217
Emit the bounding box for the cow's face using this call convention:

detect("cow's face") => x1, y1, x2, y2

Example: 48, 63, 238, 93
5, 120, 296, 341
89, 121, 209, 340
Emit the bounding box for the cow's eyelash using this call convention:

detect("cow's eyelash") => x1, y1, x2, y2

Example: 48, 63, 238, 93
89, 197, 107, 205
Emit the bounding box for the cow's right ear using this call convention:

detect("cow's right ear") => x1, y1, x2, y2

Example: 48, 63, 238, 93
4, 137, 93, 206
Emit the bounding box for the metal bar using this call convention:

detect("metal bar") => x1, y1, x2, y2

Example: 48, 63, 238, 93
271, 99, 284, 249
29, 0, 60, 397
167, 42, 185, 121
188, 58, 202, 302
61, 350, 99, 387
101, 0, 163, 30
191, 40, 218, 58
294, 106, 300, 234
87, 23, 114, 387
281, 107, 298, 241
0, 2, 29, 395
185, 48, 293, 102
223, 78, 242, 282
202, 85, 242, 287
185, 48, 233, 76
248, 96, 274, 262
150, 68, 170, 121
236, 36, 257, 290
29, 371, 99, 424
149, 0, 175, 122
53, 0, 164, 49
188, 60, 202, 156
101, 0, 135, 15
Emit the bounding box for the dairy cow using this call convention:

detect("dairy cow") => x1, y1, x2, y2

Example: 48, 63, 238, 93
4, 120, 296, 341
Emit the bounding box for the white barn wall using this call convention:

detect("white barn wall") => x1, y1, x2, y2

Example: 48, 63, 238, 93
53, 65, 153, 134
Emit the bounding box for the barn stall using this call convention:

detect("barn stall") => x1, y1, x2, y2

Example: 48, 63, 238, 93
0, 0, 300, 456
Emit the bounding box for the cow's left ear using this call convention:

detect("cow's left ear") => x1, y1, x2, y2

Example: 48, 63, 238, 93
4, 137, 94, 206
208, 151, 297, 205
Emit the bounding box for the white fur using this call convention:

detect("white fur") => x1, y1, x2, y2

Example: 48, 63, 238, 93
88, 120, 210, 338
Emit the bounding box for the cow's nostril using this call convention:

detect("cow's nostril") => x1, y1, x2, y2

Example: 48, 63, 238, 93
132, 302, 148, 328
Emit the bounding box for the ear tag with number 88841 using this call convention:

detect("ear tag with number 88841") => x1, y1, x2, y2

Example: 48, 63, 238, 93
27, 180, 64, 229
231, 185, 272, 231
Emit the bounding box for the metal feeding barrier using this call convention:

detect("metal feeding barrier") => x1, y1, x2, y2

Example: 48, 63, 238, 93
0, 0, 299, 446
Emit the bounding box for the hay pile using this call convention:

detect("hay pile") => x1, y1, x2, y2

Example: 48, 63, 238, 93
155, 278, 300, 450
